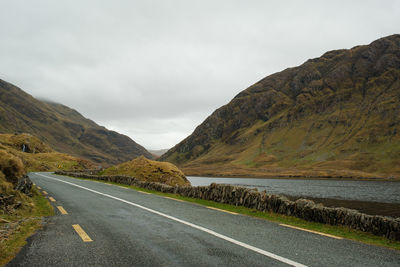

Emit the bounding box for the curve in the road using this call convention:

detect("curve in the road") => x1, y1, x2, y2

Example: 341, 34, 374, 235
37, 173, 306, 267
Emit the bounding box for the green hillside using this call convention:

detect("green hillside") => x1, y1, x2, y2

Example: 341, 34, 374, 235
161, 34, 400, 179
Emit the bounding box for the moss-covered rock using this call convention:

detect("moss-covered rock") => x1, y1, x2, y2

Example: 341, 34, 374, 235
101, 156, 190, 186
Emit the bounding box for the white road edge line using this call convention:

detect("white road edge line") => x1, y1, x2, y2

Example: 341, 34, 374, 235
35, 173, 307, 267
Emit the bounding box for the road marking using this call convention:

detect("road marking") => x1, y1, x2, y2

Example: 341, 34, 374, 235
37, 186, 41, 190
42, 191, 48, 195
280, 224, 343, 240
138, 190, 152, 195
57, 206, 68, 215
164, 196, 185, 202
36, 173, 306, 267
207, 206, 238, 215
49, 197, 56, 202
72, 224, 93, 242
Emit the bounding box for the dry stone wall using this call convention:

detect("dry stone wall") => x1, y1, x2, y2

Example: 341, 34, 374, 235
55, 170, 400, 241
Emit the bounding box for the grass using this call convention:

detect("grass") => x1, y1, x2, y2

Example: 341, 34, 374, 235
99, 156, 189, 186
0, 187, 54, 266
0, 133, 52, 154
60, 174, 400, 251
0, 132, 91, 266
0, 133, 96, 173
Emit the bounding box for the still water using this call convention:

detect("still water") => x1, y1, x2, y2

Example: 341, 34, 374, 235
187, 176, 400, 204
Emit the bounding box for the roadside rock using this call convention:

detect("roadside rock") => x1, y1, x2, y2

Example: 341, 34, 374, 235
15, 176, 33, 195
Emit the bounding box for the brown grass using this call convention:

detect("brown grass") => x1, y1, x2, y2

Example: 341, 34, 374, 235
181, 161, 398, 180
0, 186, 54, 266
0, 150, 26, 184
0, 133, 53, 154
101, 156, 190, 186
0, 133, 96, 173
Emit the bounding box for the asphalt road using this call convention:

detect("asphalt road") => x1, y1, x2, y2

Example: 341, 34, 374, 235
8, 172, 400, 267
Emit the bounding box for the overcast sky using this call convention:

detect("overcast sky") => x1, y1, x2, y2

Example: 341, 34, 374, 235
1, 1, 399, 150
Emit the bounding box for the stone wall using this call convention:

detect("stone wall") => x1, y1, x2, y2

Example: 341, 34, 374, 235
55, 170, 400, 241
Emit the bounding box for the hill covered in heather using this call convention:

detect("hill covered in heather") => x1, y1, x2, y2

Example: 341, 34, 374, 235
0, 80, 153, 166
161, 34, 400, 179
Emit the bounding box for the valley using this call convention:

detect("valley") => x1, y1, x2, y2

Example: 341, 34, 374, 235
2, 34, 400, 266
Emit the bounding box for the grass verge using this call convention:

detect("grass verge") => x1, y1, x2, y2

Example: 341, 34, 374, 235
0, 187, 54, 266
59, 174, 400, 251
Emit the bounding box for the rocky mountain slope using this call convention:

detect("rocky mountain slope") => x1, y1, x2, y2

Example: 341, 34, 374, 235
0, 80, 152, 165
161, 34, 400, 179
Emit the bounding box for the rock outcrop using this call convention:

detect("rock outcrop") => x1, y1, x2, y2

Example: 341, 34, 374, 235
100, 156, 190, 186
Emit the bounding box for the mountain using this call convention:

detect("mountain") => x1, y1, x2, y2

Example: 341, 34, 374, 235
161, 34, 400, 179
0, 80, 153, 165
148, 149, 169, 158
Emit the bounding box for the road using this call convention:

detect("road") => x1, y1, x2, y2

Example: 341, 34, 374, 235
8, 172, 400, 267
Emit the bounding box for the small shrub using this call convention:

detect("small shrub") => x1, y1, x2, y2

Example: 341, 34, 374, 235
0, 150, 25, 184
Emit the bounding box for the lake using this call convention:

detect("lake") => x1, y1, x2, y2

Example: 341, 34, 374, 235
187, 176, 400, 204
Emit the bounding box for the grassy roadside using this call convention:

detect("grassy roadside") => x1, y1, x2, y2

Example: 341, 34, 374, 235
0, 187, 54, 266
59, 174, 400, 251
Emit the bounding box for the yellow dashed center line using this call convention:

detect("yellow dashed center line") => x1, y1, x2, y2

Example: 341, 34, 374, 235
279, 224, 343, 240
57, 206, 68, 215
207, 206, 238, 215
138, 191, 152, 195
49, 196, 56, 202
42, 191, 48, 195
72, 224, 93, 242
164, 196, 185, 202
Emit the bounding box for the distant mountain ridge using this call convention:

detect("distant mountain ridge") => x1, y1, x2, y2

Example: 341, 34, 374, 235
148, 149, 169, 158
0, 79, 152, 165
161, 34, 400, 178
